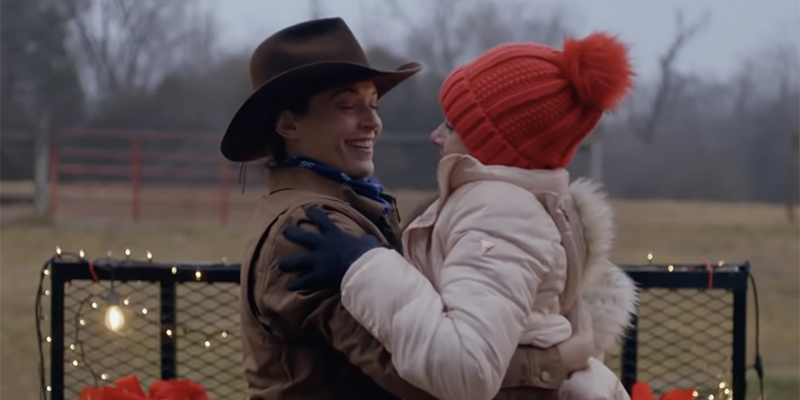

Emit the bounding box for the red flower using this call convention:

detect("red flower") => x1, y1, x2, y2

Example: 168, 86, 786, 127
78, 375, 210, 400
631, 382, 695, 400
149, 379, 210, 400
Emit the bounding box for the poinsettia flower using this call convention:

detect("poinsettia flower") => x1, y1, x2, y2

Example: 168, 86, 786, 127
149, 379, 210, 400
631, 382, 695, 400
78, 375, 210, 400
631, 382, 657, 400
660, 388, 695, 400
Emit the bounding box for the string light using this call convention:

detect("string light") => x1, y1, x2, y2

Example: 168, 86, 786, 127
104, 289, 128, 334
38, 248, 283, 393
667, 264, 675, 272
646, 252, 654, 265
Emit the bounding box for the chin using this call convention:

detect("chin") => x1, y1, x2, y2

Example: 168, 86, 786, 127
345, 162, 374, 179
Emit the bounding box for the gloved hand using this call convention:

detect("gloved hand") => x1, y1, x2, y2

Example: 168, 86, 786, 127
557, 298, 595, 374
279, 207, 382, 291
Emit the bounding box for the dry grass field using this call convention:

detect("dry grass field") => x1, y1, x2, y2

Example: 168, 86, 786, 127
1, 182, 798, 399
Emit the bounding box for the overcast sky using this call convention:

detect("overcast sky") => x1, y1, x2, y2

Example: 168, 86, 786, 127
210, 0, 799, 81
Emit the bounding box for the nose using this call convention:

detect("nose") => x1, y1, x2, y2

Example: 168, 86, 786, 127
430, 126, 444, 147
359, 107, 381, 134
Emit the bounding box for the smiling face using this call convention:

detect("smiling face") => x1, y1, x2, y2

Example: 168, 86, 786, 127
430, 121, 469, 158
276, 80, 381, 178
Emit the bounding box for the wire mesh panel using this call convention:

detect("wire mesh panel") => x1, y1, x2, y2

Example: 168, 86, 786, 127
636, 288, 734, 397
176, 282, 245, 399
620, 265, 749, 400
59, 280, 162, 399
42, 258, 748, 400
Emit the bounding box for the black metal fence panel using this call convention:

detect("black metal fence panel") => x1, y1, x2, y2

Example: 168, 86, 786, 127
39, 257, 749, 400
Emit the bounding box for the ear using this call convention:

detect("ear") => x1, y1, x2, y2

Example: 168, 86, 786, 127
275, 111, 300, 140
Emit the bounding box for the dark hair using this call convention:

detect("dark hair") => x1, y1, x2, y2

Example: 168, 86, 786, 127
265, 95, 311, 167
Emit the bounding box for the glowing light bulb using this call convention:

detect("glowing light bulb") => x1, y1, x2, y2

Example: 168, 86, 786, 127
56, 246, 62, 256
79, 249, 85, 259
104, 291, 127, 334
146, 251, 153, 261
125, 248, 131, 258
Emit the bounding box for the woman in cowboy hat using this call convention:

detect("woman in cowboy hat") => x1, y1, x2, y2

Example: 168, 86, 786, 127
279, 32, 639, 400
226, 17, 435, 400
228, 17, 586, 400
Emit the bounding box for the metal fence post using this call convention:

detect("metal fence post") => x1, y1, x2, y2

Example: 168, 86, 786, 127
731, 263, 749, 399
160, 280, 177, 379
49, 142, 59, 221
50, 263, 66, 400
131, 135, 142, 223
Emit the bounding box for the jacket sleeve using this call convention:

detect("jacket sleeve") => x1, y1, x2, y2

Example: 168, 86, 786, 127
258, 205, 439, 400
339, 182, 564, 400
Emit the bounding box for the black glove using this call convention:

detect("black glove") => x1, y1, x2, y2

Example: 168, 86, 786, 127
278, 207, 382, 291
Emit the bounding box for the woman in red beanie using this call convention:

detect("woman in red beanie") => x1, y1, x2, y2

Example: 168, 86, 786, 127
281, 32, 638, 400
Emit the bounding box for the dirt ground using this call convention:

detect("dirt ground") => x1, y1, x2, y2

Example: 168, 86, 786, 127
1, 183, 798, 399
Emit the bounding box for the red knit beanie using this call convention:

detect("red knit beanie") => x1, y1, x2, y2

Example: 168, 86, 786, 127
439, 32, 634, 169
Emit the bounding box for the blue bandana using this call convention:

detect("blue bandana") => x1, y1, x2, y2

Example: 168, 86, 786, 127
278, 156, 392, 215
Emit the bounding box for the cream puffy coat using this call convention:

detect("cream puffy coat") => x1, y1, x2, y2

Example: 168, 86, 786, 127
340, 154, 638, 400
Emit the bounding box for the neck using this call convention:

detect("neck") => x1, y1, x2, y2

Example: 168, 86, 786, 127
278, 156, 391, 213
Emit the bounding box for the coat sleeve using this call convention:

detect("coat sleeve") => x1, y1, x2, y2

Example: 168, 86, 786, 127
340, 182, 564, 400
258, 205, 439, 400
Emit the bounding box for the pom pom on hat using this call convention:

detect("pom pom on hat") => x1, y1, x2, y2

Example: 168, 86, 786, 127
563, 32, 634, 110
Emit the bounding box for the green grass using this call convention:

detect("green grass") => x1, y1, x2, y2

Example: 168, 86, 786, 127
2, 195, 797, 399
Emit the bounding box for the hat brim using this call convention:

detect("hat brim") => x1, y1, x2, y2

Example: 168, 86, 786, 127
221, 61, 422, 163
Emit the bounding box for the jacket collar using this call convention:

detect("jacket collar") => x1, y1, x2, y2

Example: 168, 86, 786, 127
268, 166, 402, 233
406, 154, 569, 231
436, 154, 569, 207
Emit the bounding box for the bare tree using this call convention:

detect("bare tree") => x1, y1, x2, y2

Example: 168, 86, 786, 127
631, 9, 711, 145
769, 42, 800, 221
378, 0, 570, 78
66, 0, 216, 104
309, 0, 323, 19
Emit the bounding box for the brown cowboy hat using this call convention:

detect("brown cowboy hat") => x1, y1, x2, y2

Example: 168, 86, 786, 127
221, 17, 422, 162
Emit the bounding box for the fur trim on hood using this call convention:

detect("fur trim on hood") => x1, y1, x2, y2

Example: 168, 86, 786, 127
569, 178, 639, 354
